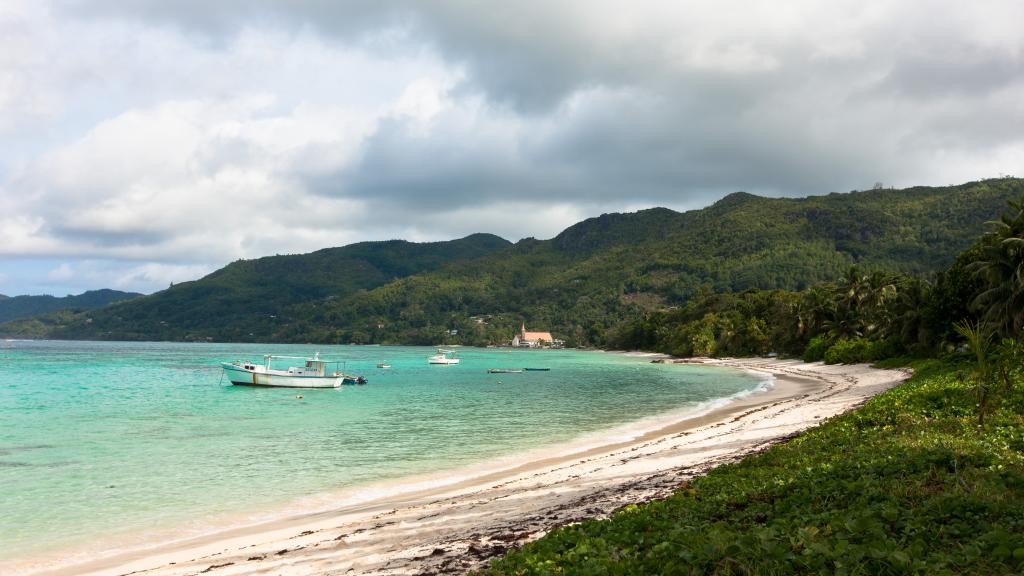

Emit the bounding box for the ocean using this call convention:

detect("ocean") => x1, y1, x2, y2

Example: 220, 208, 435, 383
0, 340, 767, 571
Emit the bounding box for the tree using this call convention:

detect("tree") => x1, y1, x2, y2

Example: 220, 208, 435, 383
954, 319, 995, 427
970, 194, 1024, 339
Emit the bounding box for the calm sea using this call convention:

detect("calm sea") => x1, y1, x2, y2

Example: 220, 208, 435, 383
0, 340, 766, 571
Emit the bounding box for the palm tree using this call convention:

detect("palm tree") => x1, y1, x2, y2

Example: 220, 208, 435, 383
824, 266, 900, 340
861, 271, 900, 338
954, 319, 994, 427
826, 267, 868, 338
895, 277, 930, 350
970, 194, 1024, 339
795, 284, 833, 338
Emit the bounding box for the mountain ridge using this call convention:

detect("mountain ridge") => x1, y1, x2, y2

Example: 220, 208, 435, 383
2, 178, 1021, 344
0, 289, 142, 324
0, 234, 510, 341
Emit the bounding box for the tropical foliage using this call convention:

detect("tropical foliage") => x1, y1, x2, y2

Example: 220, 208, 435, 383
482, 359, 1024, 575
608, 192, 1024, 365
970, 194, 1024, 339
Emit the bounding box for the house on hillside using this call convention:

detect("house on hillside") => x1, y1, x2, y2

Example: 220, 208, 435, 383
511, 323, 564, 348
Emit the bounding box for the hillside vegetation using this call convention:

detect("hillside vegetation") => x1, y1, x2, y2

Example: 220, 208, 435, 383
1, 178, 1020, 344
0, 234, 509, 341
277, 178, 1022, 345
0, 289, 140, 323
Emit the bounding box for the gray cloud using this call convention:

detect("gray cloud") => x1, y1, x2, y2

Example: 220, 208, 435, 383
1, 0, 1022, 295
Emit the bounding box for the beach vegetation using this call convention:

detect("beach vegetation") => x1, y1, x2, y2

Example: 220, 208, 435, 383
970, 194, 1024, 339
801, 334, 831, 362
482, 359, 1024, 575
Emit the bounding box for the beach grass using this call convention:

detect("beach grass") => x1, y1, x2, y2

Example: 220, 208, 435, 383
482, 359, 1024, 575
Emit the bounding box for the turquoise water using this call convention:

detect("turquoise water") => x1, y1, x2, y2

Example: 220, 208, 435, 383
0, 340, 764, 569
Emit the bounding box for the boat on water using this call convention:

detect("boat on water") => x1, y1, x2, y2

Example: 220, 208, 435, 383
428, 349, 460, 365
221, 353, 366, 388
376, 363, 391, 369
487, 368, 524, 373
342, 374, 368, 385
524, 367, 551, 371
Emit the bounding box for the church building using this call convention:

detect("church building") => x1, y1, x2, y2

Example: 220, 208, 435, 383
511, 324, 563, 348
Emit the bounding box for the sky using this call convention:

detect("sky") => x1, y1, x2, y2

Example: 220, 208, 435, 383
1, 1, 1022, 296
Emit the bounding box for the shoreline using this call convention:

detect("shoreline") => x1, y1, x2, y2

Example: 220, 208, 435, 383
25, 358, 908, 576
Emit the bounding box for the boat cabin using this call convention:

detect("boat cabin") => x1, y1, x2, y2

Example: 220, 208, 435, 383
286, 359, 327, 376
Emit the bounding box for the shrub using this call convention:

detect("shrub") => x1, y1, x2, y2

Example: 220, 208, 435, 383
866, 337, 904, 361
824, 337, 871, 364
823, 337, 904, 364
803, 335, 832, 362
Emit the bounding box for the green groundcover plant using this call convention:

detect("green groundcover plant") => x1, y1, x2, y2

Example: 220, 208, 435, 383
482, 360, 1024, 575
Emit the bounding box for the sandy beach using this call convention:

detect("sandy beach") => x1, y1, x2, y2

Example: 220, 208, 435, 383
31, 358, 909, 576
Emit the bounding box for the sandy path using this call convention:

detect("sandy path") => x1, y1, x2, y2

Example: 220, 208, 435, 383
33, 359, 909, 576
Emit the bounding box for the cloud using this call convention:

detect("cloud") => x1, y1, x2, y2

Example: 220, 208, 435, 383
1, 0, 1023, 295
47, 263, 74, 282
106, 262, 217, 292
3, 97, 372, 261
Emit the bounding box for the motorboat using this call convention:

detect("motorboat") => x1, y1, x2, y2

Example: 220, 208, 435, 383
221, 353, 364, 388
428, 349, 460, 365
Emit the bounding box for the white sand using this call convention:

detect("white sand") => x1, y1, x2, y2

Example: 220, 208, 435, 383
31, 359, 909, 576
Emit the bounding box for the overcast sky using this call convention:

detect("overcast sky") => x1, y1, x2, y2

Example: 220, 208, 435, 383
1, 1, 1022, 296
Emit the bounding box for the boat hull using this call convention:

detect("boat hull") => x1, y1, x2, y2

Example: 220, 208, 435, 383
221, 363, 342, 388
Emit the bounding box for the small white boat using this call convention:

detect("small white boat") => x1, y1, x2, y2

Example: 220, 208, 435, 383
221, 353, 363, 388
376, 363, 391, 369
428, 349, 460, 365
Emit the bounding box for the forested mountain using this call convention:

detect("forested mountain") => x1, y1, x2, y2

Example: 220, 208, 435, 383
2, 178, 1021, 344
0, 234, 510, 341
0, 289, 141, 323
279, 178, 1023, 345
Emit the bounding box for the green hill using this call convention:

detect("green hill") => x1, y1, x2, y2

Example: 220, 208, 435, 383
0, 289, 141, 323
0, 233, 510, 341
266, 178, 1021, 345
3, 178, 1021, 344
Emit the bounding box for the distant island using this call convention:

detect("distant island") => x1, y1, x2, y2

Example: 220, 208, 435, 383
0, 289, 140, 324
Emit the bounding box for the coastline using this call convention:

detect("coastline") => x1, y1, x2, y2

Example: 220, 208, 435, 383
27, 358, 909, 576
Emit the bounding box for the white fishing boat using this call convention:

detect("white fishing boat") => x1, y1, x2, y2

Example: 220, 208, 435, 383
221, 353, 365, 388
427, 349, 460, 365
